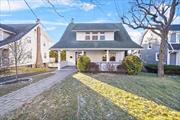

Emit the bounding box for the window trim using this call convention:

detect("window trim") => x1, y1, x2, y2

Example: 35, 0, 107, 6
155, 52, 159, 61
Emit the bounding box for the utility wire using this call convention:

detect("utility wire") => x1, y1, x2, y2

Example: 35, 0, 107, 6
23, 0, 38, 19
23, 0, 49, 32
45, 0, 69, 22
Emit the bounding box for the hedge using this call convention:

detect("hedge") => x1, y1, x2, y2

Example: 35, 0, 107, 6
145, 64, 180, 75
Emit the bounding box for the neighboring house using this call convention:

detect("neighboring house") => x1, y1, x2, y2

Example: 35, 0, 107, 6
0, 20, 52, 68
140, 24, 180, 65
51, 22, 142, 71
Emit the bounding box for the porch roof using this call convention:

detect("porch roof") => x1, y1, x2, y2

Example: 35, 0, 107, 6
51, 23, 142, 50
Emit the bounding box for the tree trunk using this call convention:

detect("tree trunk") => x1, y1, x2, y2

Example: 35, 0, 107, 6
158, 34, 167, 77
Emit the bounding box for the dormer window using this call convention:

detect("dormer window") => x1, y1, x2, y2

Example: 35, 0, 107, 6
85, 32, 90, 40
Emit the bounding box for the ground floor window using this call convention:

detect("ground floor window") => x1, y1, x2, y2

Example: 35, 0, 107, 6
155, 52, 159, 61
110, 52, 116, 61
102, 54, 107, 61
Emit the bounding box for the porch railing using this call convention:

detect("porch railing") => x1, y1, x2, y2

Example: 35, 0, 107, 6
96, 61, 121, 71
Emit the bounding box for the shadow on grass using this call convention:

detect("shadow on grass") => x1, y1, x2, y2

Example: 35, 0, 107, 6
73, 73, 180, 120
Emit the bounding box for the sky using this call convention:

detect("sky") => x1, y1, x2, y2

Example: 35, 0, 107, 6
0, 0, 180, 45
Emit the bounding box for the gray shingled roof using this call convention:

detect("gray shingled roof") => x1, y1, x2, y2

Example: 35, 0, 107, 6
72, 23, 119, 31
0, 23, 38, 47
170, 24, 180, 31
51, 23, 142, 49
168, 44, 180, 50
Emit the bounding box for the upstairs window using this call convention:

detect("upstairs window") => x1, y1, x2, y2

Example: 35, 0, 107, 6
100, 32, 105, 40
148, 42, 152, 49
85, 32, 90, 40
92, 35, 98, 40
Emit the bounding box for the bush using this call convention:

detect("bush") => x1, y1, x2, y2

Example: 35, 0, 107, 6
145, 64, 180, 75
86, 62, 99, 73
122, 55, 143, 75
116, 65, 127, 74
77, 55, 91, 72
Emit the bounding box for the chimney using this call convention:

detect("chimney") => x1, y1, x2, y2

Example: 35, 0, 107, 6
36, 18, 40, 24
71, 18, 74, 23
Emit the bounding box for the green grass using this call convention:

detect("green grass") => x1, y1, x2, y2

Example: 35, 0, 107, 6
0, 72, 55, 97
2, 73, 180, 120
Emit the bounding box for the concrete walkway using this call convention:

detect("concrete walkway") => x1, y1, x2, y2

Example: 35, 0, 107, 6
0, 69, 76, 117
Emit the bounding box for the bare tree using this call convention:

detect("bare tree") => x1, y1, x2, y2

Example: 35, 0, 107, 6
120, 0, 179, 77
8, 40, 31, 80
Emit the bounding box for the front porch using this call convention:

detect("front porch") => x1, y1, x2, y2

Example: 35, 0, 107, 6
57, 50, 126, 71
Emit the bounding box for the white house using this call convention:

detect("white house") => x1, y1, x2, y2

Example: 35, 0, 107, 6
0, 20, 53, 68
51, 22, 142, 71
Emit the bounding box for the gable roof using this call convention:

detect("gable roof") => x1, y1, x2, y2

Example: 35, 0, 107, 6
0, 23, 38, 47
51, 23, 142, 50
169, 24, 180, 31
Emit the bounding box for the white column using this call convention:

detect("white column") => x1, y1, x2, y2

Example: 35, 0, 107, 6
81, 51, 84, 55
58, 50, 61, 70
106, 50, 109, 62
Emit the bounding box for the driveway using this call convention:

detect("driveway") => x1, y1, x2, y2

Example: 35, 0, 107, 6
0, 68, 76, 117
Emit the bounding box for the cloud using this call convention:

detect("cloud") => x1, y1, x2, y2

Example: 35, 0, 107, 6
81, 3, 96, 11
0, 0, 45, 11
107, 13, 112, 17
46, 26, 57, 31
1, 19, 68, 26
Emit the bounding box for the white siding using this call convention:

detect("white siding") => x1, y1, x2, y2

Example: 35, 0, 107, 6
176, 51, 180, 65
66, 50, 125, 65
105, 32, 114, 40
76, 32, 85, 41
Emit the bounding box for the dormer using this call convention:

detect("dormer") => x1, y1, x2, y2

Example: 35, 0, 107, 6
75, 31, 115, 41
72, 23, 120, 41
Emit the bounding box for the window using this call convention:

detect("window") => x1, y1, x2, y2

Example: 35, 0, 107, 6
177, 33, 180, 43
26, 37, 31, 43
100, 36, 105, 40
110, 52, 116, 61
92, 35, 98, 40
155, 52, 159, 61
148, 42, 152, 49
85, 36, 90, 40
27, 52, 32, 59
102, 55, 107, 61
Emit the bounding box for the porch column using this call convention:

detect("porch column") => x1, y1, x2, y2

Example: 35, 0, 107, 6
106, 50, 109, 62
58, 50, 61, 70
81, 51, 84, 55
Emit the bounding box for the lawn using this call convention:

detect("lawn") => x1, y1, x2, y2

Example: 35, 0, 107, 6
2, 72, 180, 120
0, 72, 55, 97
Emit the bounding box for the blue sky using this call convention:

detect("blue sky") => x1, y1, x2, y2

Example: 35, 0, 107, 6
0, 0, 179, 44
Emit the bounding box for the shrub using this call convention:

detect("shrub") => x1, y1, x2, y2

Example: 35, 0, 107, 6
145, 64, 180, 75
122, 55, 143, 75
116, 65, 127, 74
77, 55, 91, 72
86, 62, 99, 73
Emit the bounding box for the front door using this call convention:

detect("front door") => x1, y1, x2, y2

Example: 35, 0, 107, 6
75, 52, 82, 65
170, 52, 176, 65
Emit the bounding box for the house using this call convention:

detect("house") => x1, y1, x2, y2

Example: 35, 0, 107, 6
51, 22, 142, 71
140, 24, 180, 65
0, 19, 53, 68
